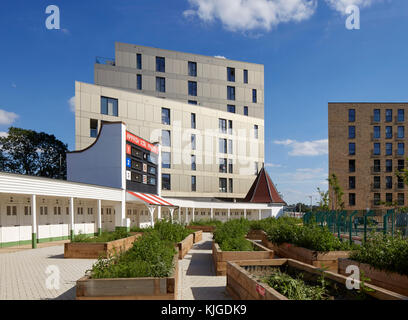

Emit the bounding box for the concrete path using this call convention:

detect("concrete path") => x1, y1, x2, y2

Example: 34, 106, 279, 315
0, 245, 95, 300
179, 232, 231, 300
0, 240, 70, 254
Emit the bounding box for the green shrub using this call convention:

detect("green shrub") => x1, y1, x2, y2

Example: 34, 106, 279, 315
189, 219, 223, 228
153, 220, 193, 243
72, 229, 130, 243
350, 233, 408, 276
213, 218, 252, 251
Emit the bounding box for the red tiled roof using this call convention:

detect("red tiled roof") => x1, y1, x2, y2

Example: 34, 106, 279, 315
243, 167, 286, 204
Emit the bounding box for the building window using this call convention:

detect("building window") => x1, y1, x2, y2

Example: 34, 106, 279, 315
398, 143, 405, 155
398, 193, 404, 206
228, 120, 233, 135
219, 118, 227, 134
188, 81, 197, 96
227, 105, 236, 113
373, 109, 380, 122
373, 126, 380, 139
386, 143, 392, 156
137, 74, 142, 90
349, 126, 355, 139
349, 143, 356, 155
162, 174, 171, 190
188, 100, 197, 105
244, 106, 248, 116
386, 159, 393, 172
191, 134, 196, 150
191, 176, 196, 192
191, 113, 196, 129
156, 77, 166, 92
227, 86, 235, 100
349, 109, 355, 122
349, 159, 355, 173
228, 140, 233, 154
374, 193, 381, 206
219, 158, 227, 173
373, 176, 380, 189
162, 108, 170, 125
188, 61, 197, 77
398, 109, 404, 122
398, 126, 404, 139
156, 57, 165, 72
398, 176, 404, 189
254, 125, 259, 139
398, 160, 405, 171
219, 139, 227, 154
386, 176, 393, 189
191, 155, 196, 171
90, 119, 98, 138
101, 96, 118, 116
162, 152, 171, 169
219, 178, 227, 193
386, 126, 393, 139
252, 89, 257, 103
229, 178, 233, 193
373, 143, 380, 155
227, 67, 235, 82
373, 159, 381, 172
243, 69, 248, 84
137, 54, 142, 70
386, 193, 393, 203
386, 109, 392, 122
349, 176, 356, 189
162, 130, 171, 147
228, 159, 233, 173
349, 193, 356, 206
254, 161, 259, 175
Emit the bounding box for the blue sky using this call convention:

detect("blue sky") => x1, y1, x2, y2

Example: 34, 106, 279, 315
1, 0, 408, 204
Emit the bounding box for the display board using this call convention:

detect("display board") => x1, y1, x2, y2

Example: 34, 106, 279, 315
125, 131, 158, 194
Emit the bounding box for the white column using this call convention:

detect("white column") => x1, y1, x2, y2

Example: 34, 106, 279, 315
228, 208, 231, 221
148, 206, 155, 227
270, 208, 273, 218
178, 208, 182, 223
211, 208, 214, 220
115, 191, 129, 231
169, 208, 174, 223
258, 209, 262, 220
186, 208, 189, 224
70, 197, 74, 240
244, 208, 247, 219
192, 208, 195, 222
31, 194, 37, 248
97, 199, 102, 235
157, 142, 162, 222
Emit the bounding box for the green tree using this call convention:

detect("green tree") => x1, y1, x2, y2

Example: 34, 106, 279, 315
328, 173, 344, 211
0, 127, 68, 179
317, 187, 329, 211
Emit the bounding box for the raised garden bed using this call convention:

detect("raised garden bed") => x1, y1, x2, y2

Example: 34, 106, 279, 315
76, 252, 179, 300
338, 258, 408, 296
64, 233, 143, 259
212, 240, 274, 276
177, 233, 194, 259
261, 240, 350, 272
192, 230, 202, 243
246, 229, 268, 242
187, 225, 216, 233
226, 258, 408, 300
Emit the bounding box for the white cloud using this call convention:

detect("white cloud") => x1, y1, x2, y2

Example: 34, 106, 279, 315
183, 0, 318, 32
265, 162, 283, 168
0, 131, 8, 138
0, 109, 19, 125
214, 55, 227, 59
274, 138, 328, 156
68, 96, 75, 113
324, 0, 382, 14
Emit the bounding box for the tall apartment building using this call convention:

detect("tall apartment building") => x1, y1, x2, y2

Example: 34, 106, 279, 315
94, 42, 264, 119
329, 103, 408, 211
75, 43, 266, 201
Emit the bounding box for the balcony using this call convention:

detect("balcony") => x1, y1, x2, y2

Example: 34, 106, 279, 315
95, 56, 115, 66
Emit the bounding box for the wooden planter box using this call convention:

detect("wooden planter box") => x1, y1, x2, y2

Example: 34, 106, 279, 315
262, 239, 350, 272
177, 233, 194, 259
76, 253, 179, 300
246, 229, 268, 242
64, 233, 142, 259
193, 230, 203, 243
338, 258, 408, 296
212, 240, 274, 276
187, 225, 216, 233
226, 258, 408, 301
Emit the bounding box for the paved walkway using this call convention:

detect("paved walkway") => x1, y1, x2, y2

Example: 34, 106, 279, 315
0, 240, 70, 254
0, 246, 95, 300
179, 232, 231, 300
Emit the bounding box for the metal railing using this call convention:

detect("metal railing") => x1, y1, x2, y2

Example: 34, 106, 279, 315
95, 56, 115, 66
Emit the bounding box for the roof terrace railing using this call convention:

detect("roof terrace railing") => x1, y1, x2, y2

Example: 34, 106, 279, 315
95, 56, 115, 66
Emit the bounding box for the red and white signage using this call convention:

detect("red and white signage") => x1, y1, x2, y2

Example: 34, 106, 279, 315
126, 131, 159, 154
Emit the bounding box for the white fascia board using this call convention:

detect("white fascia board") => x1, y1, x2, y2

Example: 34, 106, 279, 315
164, 198, 283, 210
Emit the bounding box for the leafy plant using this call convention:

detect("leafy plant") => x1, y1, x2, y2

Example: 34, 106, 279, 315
328, 173, 345, 211
213, 218, 252, 251
189, 219, 223, 227
72, 229, 130, 243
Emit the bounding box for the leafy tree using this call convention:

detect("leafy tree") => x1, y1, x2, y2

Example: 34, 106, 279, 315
328, 173, 344, 211
0, 127, 68, 179
317, 187, 329, 211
